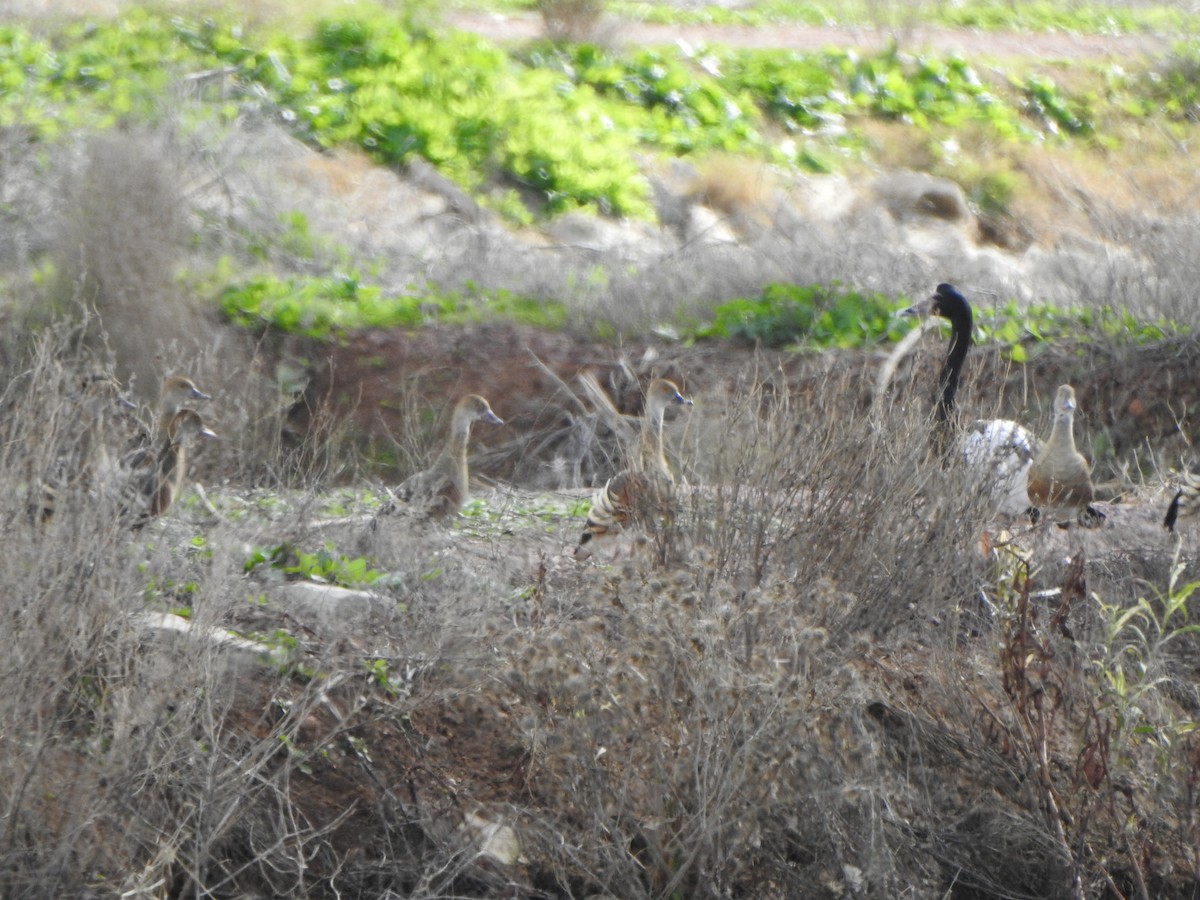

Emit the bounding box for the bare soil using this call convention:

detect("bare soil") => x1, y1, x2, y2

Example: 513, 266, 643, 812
448, 9, 1171, 61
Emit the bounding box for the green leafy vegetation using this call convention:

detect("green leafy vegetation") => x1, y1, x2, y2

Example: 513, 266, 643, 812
1098, 564, 1200, 744
1138, 44, 1200, 122
695, 283, 906, 348
219, 273, 566, 337
0, 10, 230, 137
216, 268, 1191, 348
604, 0, 1198, 33
244, 542, 384, 587
973, 299, 1187, 361
732, 48, 1030, 136
2, 6, 1197, 223
693, 284, 1188, 354
536, 44, 763, 155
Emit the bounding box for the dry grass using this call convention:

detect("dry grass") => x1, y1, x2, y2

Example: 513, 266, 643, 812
683, 154, 780, 228
0, 11, 1199, 896
2, 314, 1197, 896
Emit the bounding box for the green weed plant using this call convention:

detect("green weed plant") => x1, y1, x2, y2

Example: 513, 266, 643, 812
4, 8, 1197, 220
219, 274, 566, 337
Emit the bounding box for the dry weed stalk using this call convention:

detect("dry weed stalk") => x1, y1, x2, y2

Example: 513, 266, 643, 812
997, 558, 1086, 899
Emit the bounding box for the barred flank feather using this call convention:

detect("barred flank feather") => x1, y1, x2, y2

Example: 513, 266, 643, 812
576, 471, 677, 553
577, 474, 633, 549
1164, 480, 1200, 532
575, 378, 691, 559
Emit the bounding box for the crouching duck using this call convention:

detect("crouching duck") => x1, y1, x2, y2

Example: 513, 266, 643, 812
388, 394, 504, 519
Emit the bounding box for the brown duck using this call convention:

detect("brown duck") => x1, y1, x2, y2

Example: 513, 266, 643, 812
390, 394, 504, 519
575, 378, 693, 558
126, 374, 212, 469
124, 408, 217, 528
1026, 384, 1101, 525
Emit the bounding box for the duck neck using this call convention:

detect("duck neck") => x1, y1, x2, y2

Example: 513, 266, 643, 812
640, 404, 670, 479
445, 412, 473, 474
158, 437, 186, 487
1048, 409, 1076, 455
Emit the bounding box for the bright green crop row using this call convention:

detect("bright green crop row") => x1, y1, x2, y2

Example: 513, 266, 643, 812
608, 0, 1196, 33
698, 284, 1185, 354
2, 7, 1197, 218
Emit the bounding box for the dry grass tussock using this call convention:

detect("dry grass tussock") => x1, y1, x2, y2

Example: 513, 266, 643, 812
3, 324, 1199, 897
40, 130, 200, 394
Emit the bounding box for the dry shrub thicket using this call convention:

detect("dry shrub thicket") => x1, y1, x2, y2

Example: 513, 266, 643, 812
2, 119, 1200, 896
3, 314, 1199, 897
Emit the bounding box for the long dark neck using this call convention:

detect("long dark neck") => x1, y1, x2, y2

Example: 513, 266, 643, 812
935, 314, 971, 424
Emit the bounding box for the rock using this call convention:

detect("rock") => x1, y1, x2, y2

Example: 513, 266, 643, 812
872, 169, 971, 223
544, 211, 664, 254
268, 580, 391, 627
685, 205, 739, 246
462, 810, 522, 867
135, 611, 284, 665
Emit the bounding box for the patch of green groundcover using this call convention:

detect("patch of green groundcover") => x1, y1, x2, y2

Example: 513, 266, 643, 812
607, 0, 1196, 34
694, 283, 1186, 353
219, 274, 567, 337
3, 6, 1195, 221
218, 274, 1187, 353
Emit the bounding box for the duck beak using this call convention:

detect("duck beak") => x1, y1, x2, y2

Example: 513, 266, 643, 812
482, 410, 504, 426
672, 392, 693, 406
192, 387, 212, 402
901, 296, 935, 317
200, 424, 218, 439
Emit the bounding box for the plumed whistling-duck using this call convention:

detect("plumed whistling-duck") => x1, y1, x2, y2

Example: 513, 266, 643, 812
1026, 384, 1100, 527
903, 283, 1039, 517
390, 394, 504, 519
575, 378, 693, 559
124, 408, 216, 528
1163, 474, 1200, 531
125, 374, 212, 469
